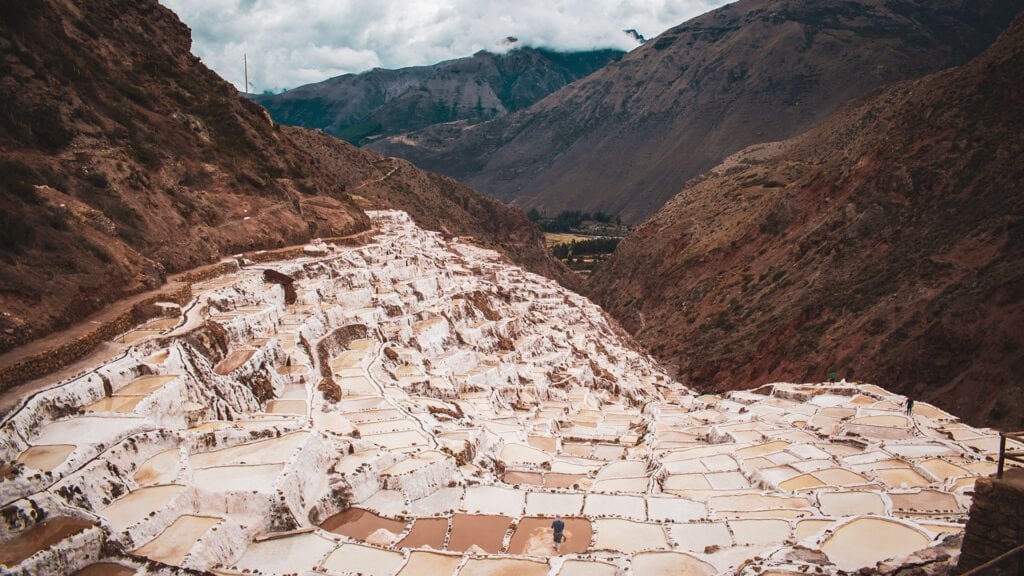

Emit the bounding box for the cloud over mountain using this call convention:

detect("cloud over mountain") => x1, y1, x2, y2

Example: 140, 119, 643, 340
160, 0, 726, 91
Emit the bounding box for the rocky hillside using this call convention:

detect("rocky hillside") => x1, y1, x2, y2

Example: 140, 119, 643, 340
589, 13, 1024, 428
369, 0, 1024, 223
252, 47, 623, 146
0, 0, 568, 354
282, 127, 579, 291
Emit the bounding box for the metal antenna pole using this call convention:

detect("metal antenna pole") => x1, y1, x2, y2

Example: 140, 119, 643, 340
244, 53, 248, 94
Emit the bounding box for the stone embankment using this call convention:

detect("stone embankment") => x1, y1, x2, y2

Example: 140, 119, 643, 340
958, 471, 1024, 574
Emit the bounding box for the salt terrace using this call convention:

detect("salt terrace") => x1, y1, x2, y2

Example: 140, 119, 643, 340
1, 210, 1020, 576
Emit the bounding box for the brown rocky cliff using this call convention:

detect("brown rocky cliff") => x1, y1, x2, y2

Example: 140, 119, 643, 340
0, 0, 370, 352
589, 13, 1024, 428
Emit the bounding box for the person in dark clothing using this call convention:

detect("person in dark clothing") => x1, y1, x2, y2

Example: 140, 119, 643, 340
551, 516, 565, 551
905, 398, 914, 416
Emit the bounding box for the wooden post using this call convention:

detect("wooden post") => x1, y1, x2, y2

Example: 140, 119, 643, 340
998, 433, 1006, 479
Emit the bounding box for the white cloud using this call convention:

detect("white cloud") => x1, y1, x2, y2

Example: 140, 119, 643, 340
160, 0, 729, 92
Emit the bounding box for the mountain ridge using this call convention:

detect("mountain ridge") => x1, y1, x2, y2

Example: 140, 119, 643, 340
368, 0, 1024, 223
252, 46, 624, 146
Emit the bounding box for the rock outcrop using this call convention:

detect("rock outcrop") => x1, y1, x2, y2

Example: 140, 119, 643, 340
959, 472, 1024, 573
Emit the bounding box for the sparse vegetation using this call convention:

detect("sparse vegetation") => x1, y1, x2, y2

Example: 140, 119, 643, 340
528, 209, 621, 233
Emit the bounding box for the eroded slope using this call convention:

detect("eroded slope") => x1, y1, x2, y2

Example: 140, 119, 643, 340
0, 0, 570, 356
0, 0, 367, 351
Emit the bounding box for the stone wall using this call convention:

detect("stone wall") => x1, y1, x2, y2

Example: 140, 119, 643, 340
0, 285, 193, 393
175, 260, 240, 284
958, 474, 1024, 574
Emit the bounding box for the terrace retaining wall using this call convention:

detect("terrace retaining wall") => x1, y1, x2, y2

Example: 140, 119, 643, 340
957, 474, 1024, 574
0, 285, 193, 393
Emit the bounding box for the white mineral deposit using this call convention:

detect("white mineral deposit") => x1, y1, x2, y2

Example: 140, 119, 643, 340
1, 211, 1020, 575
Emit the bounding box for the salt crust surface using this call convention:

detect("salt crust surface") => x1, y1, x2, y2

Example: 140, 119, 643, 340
1, 211, 1019, 575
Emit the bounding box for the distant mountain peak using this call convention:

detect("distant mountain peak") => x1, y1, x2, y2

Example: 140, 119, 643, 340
252, 46, 623, 145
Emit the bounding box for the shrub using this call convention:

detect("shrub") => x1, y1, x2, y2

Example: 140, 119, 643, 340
0, 206, 35, 254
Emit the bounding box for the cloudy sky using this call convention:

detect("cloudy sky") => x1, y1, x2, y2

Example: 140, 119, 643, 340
161, 0, 728, 93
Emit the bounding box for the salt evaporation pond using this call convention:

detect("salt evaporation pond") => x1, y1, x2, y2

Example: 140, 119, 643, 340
1, 211, 1019, 575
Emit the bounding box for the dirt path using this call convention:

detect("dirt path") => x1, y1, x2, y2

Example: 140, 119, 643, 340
351, 160, 401, 193
0, 280, 185, 375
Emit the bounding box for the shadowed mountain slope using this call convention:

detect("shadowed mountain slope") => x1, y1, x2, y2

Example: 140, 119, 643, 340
590, 12, 1024, 428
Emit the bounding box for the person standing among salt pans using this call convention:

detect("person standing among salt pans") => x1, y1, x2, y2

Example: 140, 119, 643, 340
552, 516, 566, 552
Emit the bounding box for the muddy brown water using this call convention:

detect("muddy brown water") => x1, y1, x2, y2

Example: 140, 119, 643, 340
398, 517, 449, 549
0, 518, 95, 567
508, 517, 591, 555
889, 490, 959, 512
503, 471, 544, 486
145, 318, 179, 331
214, 349, 256, 376
528, 436, 558, 452
320, 508, 408, 541
448, 514, 512, 553
18, 444, 77, 471
71, 562, 137, 576
545, 473, 586, 489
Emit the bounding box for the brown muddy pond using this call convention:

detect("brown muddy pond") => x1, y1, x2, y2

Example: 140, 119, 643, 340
144, 317, 179, 331
545, 473, 586, 489
320, 508, 408, 541
0, 517, 95, 567
508, 516, 591, 555
214, 349, 256, 376
398, 517, 449, 549
71, 562, 137, 576
503, 471, 544, 486
16, 444, 76, 471
447, 514, 512, 553
562, 443, 593, 457
528, 436, 558, 452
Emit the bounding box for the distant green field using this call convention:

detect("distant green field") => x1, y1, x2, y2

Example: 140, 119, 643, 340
545, 234, 621, 275
544, 232, 598, 247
